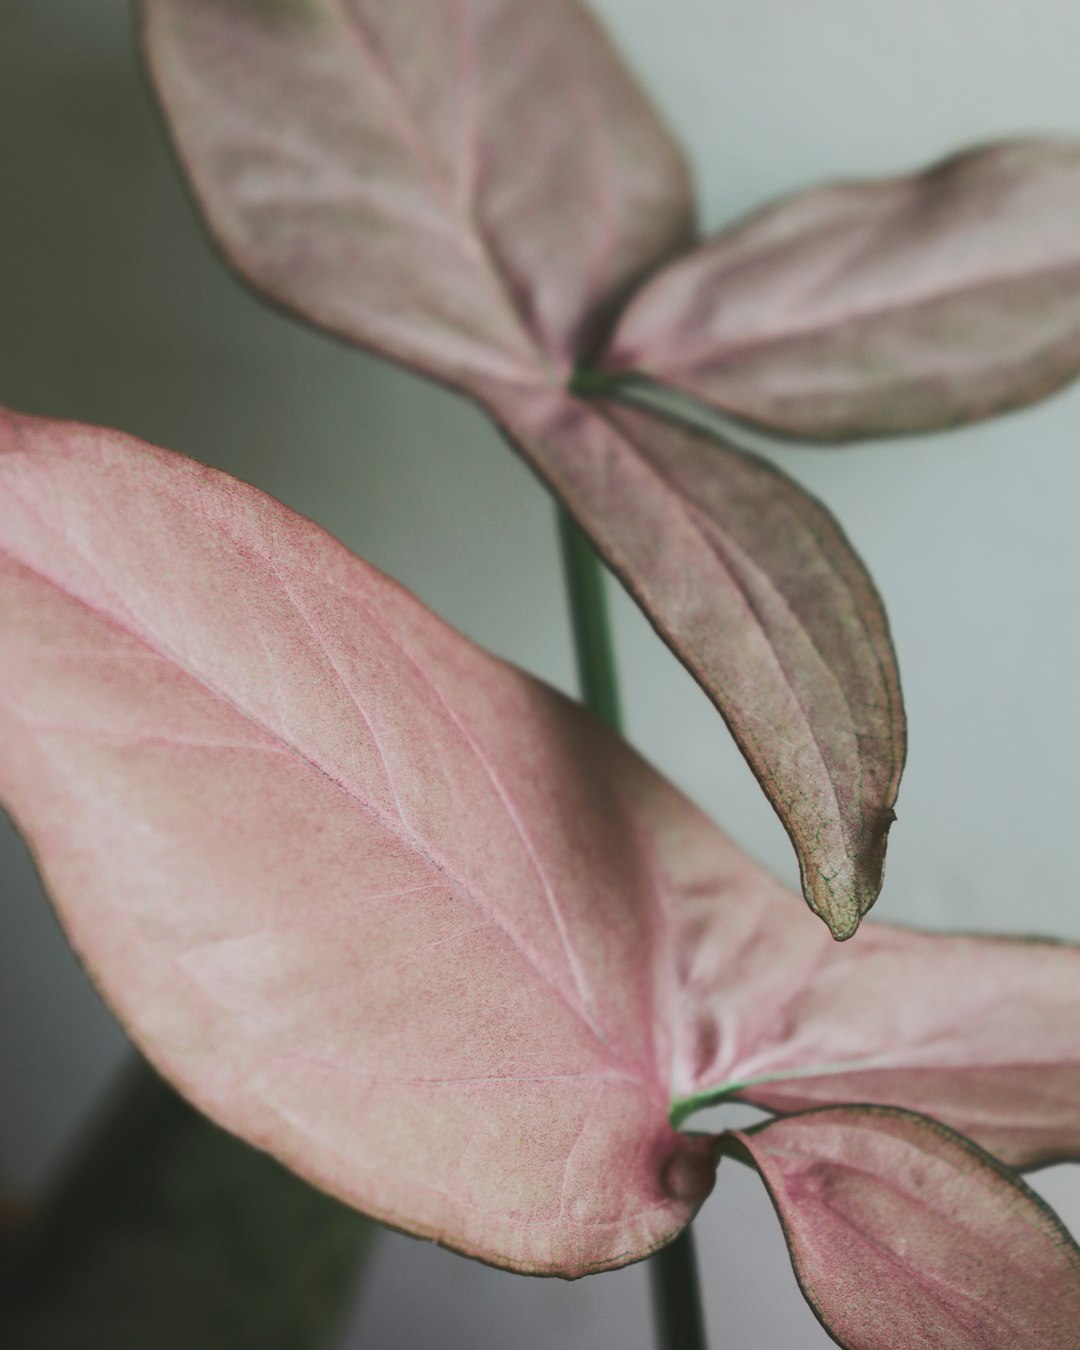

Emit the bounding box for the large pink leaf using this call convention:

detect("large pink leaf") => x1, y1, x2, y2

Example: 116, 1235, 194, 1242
0, 407, 716, 1277
141, 0, 693, 392
668, 821, 1080, 1168
604, 140, 1080, 441
491, 390, 904, 939
3, 407, 1078, 1304
725, 1107, 1080, 1349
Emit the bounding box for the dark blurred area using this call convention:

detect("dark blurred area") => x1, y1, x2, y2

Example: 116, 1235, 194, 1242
0, 1064, 373, 1349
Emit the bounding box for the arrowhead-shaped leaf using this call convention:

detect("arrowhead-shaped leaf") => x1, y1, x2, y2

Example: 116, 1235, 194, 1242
491, 391, 904, 938
725, 1107, 1080, 1349
2, 408, 1078, 1300
0, 407, 717, 1276
141, 0, 694, 392
669, 835, 1080, 1168
604, 140, 1080, 441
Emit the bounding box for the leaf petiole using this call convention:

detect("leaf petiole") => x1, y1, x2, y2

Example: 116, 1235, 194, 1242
557, 507, 708, 1350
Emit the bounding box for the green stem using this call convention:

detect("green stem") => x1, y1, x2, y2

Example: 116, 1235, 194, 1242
569, 365, 624, 398
556, 507, 708, 1350
557, 509, 623, 731
650, 1228, 709, 1350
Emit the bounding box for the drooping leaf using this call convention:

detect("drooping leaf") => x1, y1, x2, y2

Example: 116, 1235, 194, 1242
141, 0, 694, 392
141, 0, 908, 935
603, 140, 1080, 441
668, 828, 1080, 1168
0, 406, 715, 1277
491, 391, 904, 939
725, 1107, 1080, 1349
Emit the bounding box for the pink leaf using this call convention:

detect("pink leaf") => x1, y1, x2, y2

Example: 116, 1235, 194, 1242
726, 1107, 1080, 1349
140, 0, 909, 933
490, 389, 904, 939
141, 0, 693, 393
0, 407, 715, 1277
669, 832, 1080, 1168
3, 408, 1078, 1301
604, 140, 1080, 441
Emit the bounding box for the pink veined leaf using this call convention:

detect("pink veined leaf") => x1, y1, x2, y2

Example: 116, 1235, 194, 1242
0, 406, 718, 1278
2, 409, 1079, 1317
666, 814, 1080, 1169
489, 389, 904, 940
603, 140, 1080, 441
140, 0, 907, 936
724, 1107, 1080, 1349
140, 0, 694, 393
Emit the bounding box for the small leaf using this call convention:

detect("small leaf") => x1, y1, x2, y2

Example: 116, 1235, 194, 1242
604, 140, 1080, 440
140, 0, 911, 926
725, 1107, 1080, 1349
668, 844, 1080, 1168
141, 0, 694, 392
491, 390, 904, 937
0, 407, 714, 1277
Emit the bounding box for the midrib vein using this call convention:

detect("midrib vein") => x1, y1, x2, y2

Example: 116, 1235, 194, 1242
0, 498, 635, 1081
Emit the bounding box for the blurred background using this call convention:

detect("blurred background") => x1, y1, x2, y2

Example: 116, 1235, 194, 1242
2, 1, 1080, 1345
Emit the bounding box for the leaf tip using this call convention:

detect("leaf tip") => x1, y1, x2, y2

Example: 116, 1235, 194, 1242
825, 912, 861, 943
804, 802, 899, 940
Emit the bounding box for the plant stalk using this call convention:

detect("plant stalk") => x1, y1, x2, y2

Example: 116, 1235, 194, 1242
648, 1228, 709, 1350
557, 507, 708, 1350
557, 509, 623, 731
